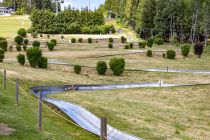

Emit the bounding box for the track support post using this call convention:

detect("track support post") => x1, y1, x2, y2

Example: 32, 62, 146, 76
100, 117, 108, 140
3, 69, 6, 90
38, 88, 42, 131
16, 78, 19, 105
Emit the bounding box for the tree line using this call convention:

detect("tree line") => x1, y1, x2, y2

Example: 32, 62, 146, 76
104, 0, 210, 44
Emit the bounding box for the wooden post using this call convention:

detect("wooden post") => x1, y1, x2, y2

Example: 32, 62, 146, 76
16, 78, 19, 105
38, 88, 42, 131
167, 66, 168, 73
3, 69, 6, 90
100, 117, 107, 140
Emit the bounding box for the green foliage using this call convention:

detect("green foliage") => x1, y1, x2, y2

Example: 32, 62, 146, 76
108, 43, 113, 49
17, 54, 25, 66
23, 45, 27, 51
88, 38, 92, 43
51, 39, 57, 46
31, 32, 38, 38
71, 38, 76, 43
14, 36, 23, 45
0, 37, 6, 41
26, 47, 42, 68
47, 42, 55, 51
129, 43, 133, 49
139, 41, 147, 48
154, 37, 164, 45
109, 58, 125, 76
0, 40, 8, 51
24, 39, 29, 45
162, 53, 166, 58
38, 57, 48, 69
167, 50, 176, 59
147, 50, 152, 57
78, 38, 83, 43
194, 43, 204, 58
147, 38, 154, 48
109, 37, 114, 43
74, 65, 81, 74
32, 41, 40, 48
121, 36, 127, 43
16, 45, 22, 51
124, 45, 130, 49
181, 44, 191, 57
96, 61, 107, 75
0, 48, 5, 62
17, 28, 27, 37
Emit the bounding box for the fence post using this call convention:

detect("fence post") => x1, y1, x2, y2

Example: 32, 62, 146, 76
100, 117, 107, 140
3, 69, 6, 90
16, 78, 19, 105
38, 88, 42, 131
167, 66, 169, 72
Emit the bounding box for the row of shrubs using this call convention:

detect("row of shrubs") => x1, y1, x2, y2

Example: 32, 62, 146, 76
74, 58, 125, 76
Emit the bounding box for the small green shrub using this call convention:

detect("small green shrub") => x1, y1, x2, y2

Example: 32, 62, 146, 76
9, 46, 13, 52
17, 28, 27, 37
0, 40, 8, 51
40, 34, 43, 37
96, 61, 107, 75
139, 41, 147, 48
154, 38, 164, 45
109, 58, 125, 76
32, 41, 40, 48
181, 44, 191, 57
124, 45, 129, 49
14, 36, 23, 45
147, 38, 154, 48
88, 38, 92, 43
23, 45, 27, 51
108, 43, 113, 49
31, 32, 38, 38
78, 38, 83, 43
74, 65, 81, 74
16, 45, 22, 51
109, 37, 114, 43
17, 54, 25, 66
129, 43, 133, 49
0, 48, 5, 62
0, 37, 6, 41
26, 47, 42, 68
167, 50, 176, 59
162, 53, 166, 58
51, 39, 57, 46
38, 57, 48, 68
61, 36, 64, 39
71, 38, 76, 43
194, 42, 204, 58
47, 34, 50, 39
121, 36, 127, 43
147, 50, 152, 57
48, 42, 55, 51
24, 39, 29, 45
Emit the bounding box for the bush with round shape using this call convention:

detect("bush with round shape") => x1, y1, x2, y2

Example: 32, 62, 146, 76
78, 38, 83, 43
108, 43, 113, 49
154, 38, 164, 45
96, 61, 107, 75
162, 53, 166, 58
139, 41, 147, 48
167, 50, 176, 59
47, 34, 50, 39
109, 58, 125, 76
16, 45, 21, 51
32, 41, 40, 48
61, 36, 64, 39
124, 45, 129, 49
147, 50, 152, 57
17, 54, 25, 66
0, 40, 8, 51
40, 34, 43, 37
147, 38, 154, 48
48, 42, 55, 51
14, 36, 23, 45
121, 36, 127, 43
51, 39, 57, 46
109, 37, 113, 43
17, 28, 27, 37
129, 43, 133, 49
88, 38, 92, 43
74, 65, 81, 74
24, 39, 29, 45
181, 44, 191, 57
0, 48, 5, 62
23, 45, 27, 51
71, 38, 76, 43
38, 57, 48, 68
194, 42, 204, 58
26, 47, 42, 68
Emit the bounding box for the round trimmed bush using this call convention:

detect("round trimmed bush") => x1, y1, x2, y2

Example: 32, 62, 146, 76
139, 41, 147, 48
124, 45, 129, 49
181, 44, 191, 57
32, 41, 40, 48
96, 61, 107, 75
71, 38, 76, 43
17, 54, 25, 66
26, 47, 42, 68
0, 40, 8, 51
147, 50, 152, 57
109, 58, 125, 76
74, 65, 81, 74
147, 38, 154, 48
38, 56, 48, 68
17, 28, 27, 37
194, 42, 204, 58
109, 37, 113, 43
48, 42, 55, 51
24, 39, 29, 45
121, 36, 127, 43
51, 39, 57, 46
108, 43, 113, 49
129, 43, 133, 49
78, 38, 83, 43
167, 50, 176, 59
88, 38, 92, 43
14, 36, 23, 45
0, 48, 5, 62
16, 45, 21, 51
23, 45, 27, 51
